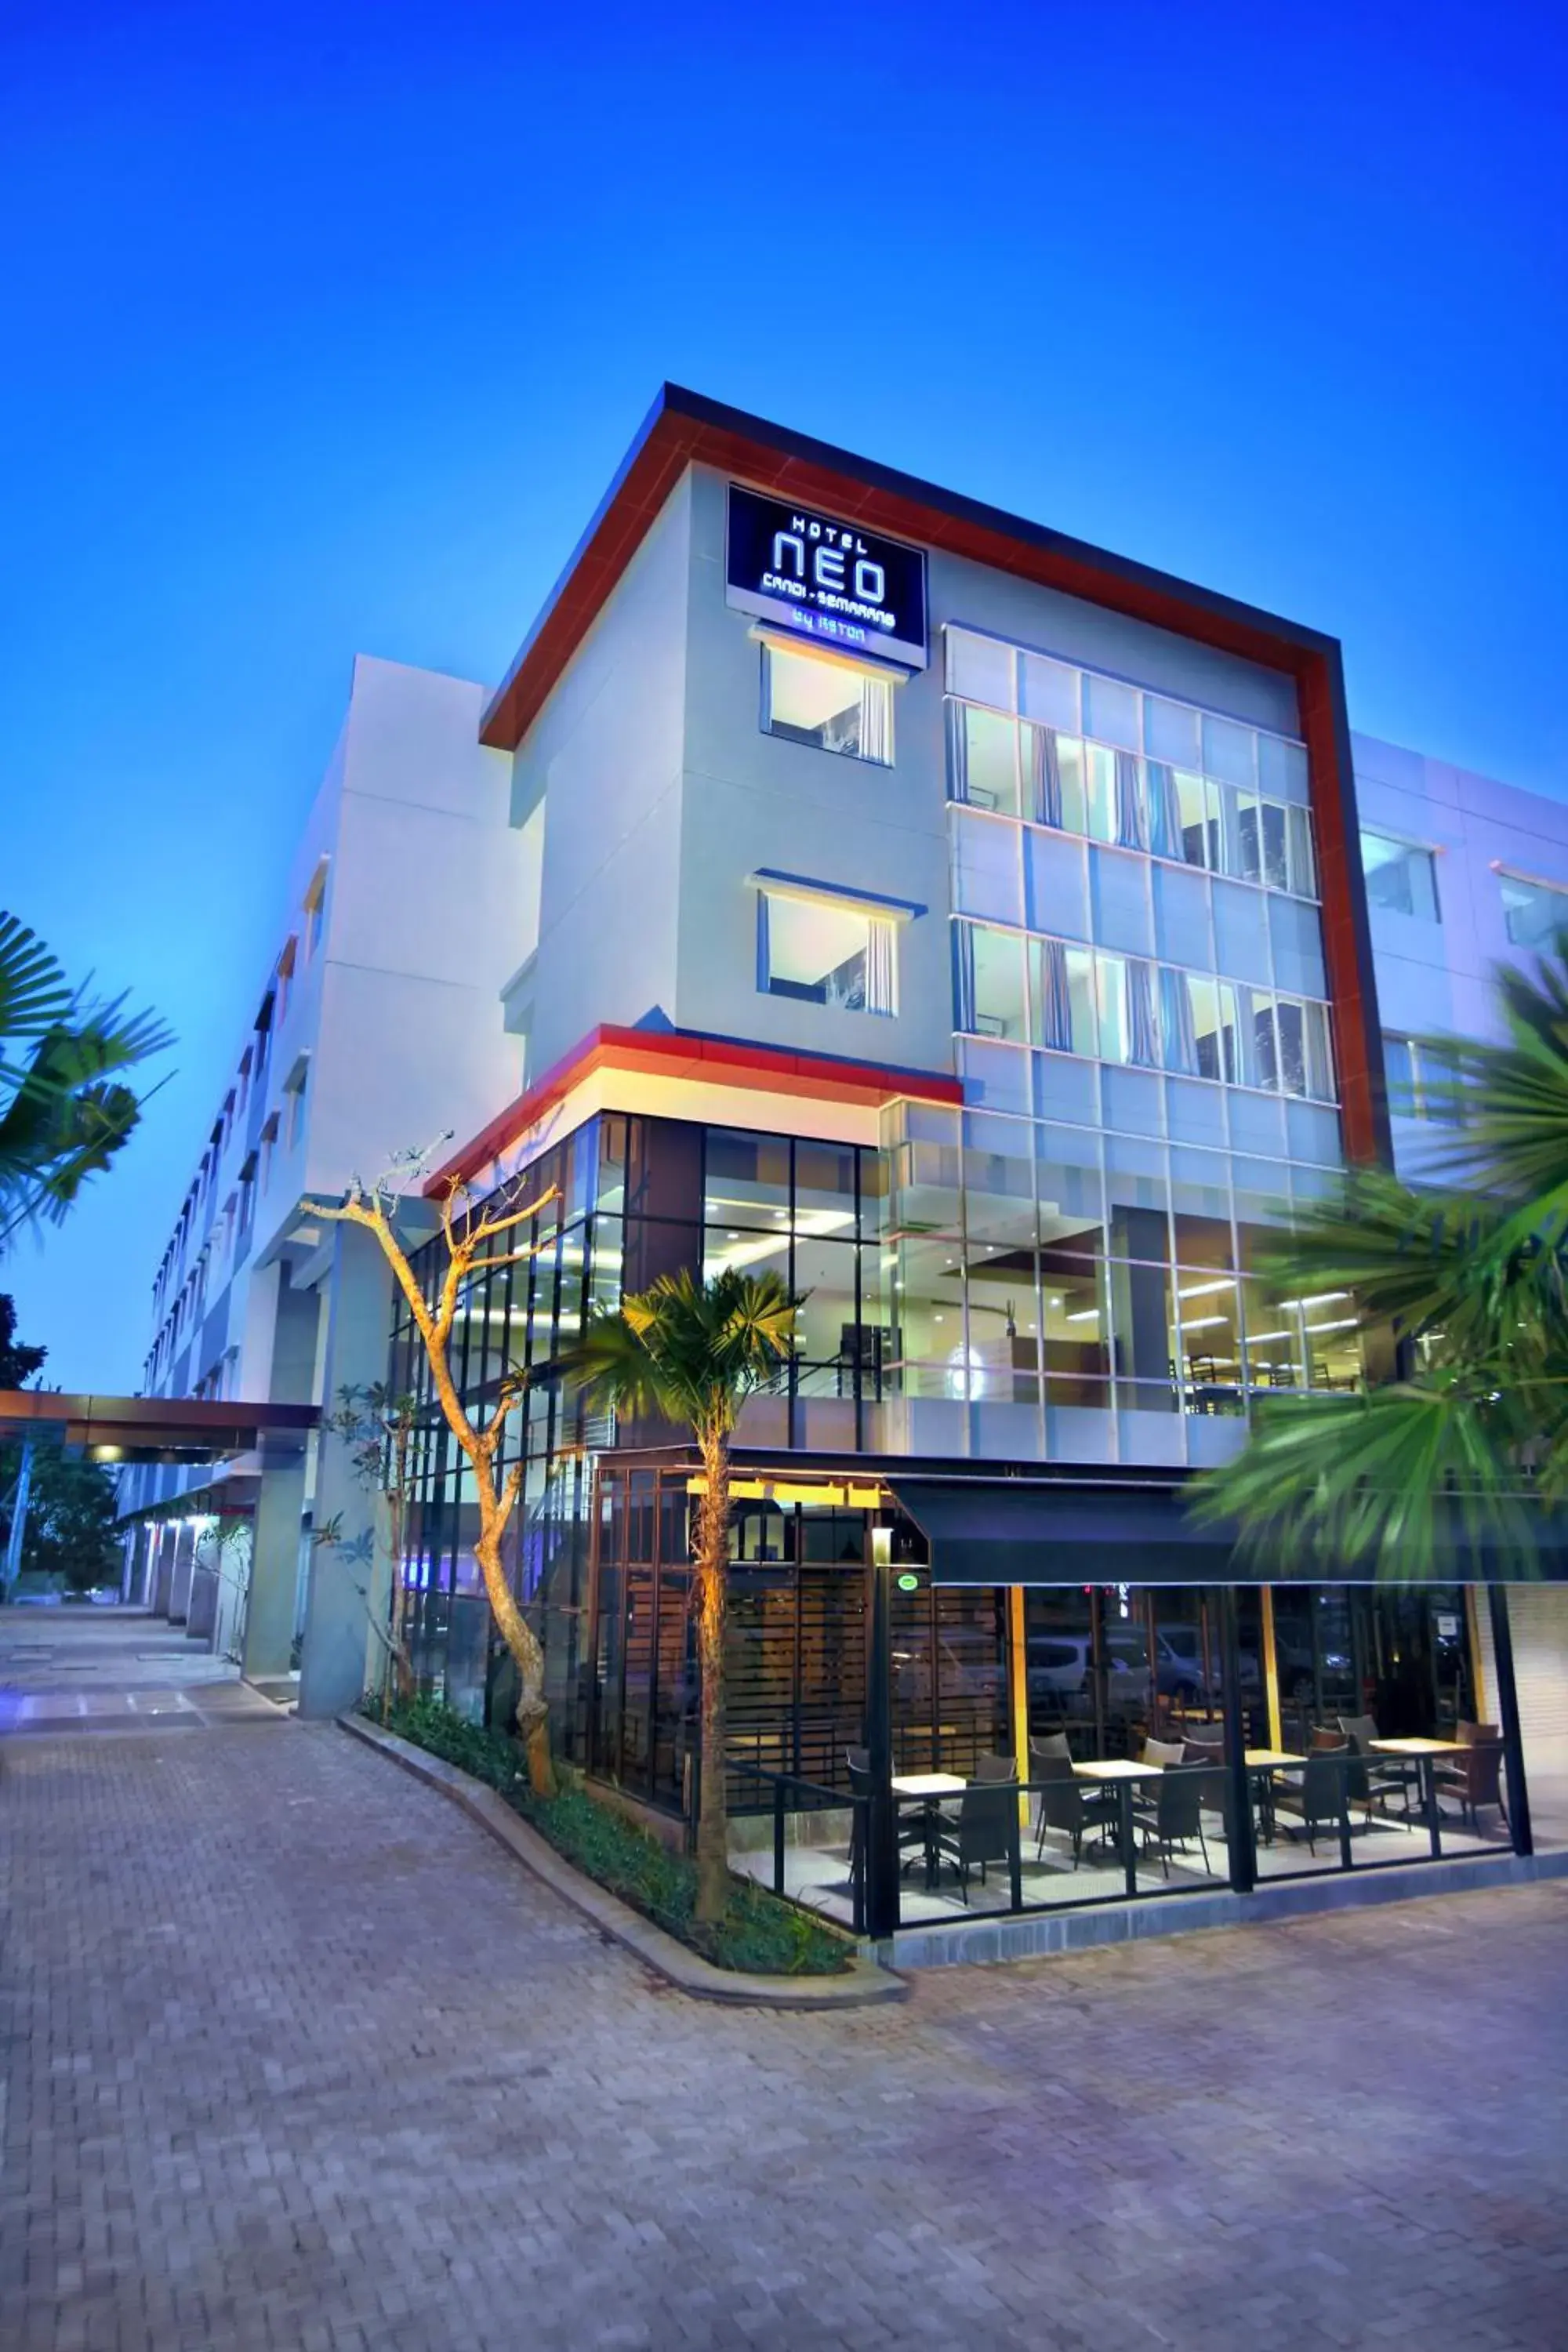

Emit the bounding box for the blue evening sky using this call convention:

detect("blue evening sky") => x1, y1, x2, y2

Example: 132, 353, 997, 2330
2, 0, 1563, 1389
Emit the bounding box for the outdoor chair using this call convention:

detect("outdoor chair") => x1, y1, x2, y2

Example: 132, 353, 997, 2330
948, 1770, 1020, 1904
1141, 1735, 1187, 1769
1033, 1754, 1118, 1867
1436, 1730, 1508, 1833
1338, 1713, 1413, 1819
1029, 1732, 1072, 1766
1290, 1749, 1352, 1855
1135, 1765, 1213, 1878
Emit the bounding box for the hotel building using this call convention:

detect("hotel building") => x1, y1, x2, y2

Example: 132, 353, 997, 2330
129, 390, 1568, 1947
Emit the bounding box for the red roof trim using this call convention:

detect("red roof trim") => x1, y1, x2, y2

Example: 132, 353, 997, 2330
424, 1025, 964, 1196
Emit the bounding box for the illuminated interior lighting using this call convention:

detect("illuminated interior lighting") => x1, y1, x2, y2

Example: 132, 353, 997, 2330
1067, 1308, 1100, 1323
1178, 1314, 1228, 1330
1304, 1316, 1358, 1333
1246, 1330, 1291, 1343
1178, 1277, 1235, 1300
1278, 1290, 1348, 1310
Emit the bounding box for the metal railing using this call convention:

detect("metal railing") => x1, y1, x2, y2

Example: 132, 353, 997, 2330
724, 1740, 1522, 1941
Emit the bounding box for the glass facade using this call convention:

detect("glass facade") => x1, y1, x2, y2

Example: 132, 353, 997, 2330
926, 626, 1355, 1467
395, 1095, 1371, 1722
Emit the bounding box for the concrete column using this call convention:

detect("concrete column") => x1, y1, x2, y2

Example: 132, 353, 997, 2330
151, 1523, 178, 1616
243, 1456, 308, 1680
186, 1553, 220, 1643
167, 1524, 196, 1624
298, 1222, 393, 1719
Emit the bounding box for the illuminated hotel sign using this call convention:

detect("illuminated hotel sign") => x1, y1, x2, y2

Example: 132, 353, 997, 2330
725, 485, 928, 669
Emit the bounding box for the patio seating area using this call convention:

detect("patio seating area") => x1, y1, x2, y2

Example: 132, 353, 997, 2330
731, 1727, 1516, 1932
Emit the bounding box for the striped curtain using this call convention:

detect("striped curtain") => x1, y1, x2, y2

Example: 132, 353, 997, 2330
1030, 726, 1065, 828
1145, 761, 1183, 862
1158, 966, 1200, 1075
1126, 959, 1160, 1068
1034, 937, 1073, 1051
1114, 751, 1148, 851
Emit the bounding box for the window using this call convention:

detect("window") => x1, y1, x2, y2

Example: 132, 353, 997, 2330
760, 639, 893, 764
1246, 990, 1334, 1099
1361, 829, 1440, 922
1029, 938, 1096, 1054
758, 887, 897, 1015
1384, 1033, 1462, 1122
284, 1054, 310, 1149
958, 925, 1335, 1102
1500, 871, 1568, 949
960, 924, 1027, 1040
237, 1048, 252, 1116
253, 999, 272, 1085
260, 1111, 279, 1191
303, 860, 329, 960
275, 938, 298, 1025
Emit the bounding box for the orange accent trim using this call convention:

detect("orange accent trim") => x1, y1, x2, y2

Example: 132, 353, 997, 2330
424, 1025, 964, 1196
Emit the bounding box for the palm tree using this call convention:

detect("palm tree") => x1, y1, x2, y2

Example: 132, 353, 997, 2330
562, 1267, 798, 1924
1193, 943, 1568, 1581
0, 911, 171, 1250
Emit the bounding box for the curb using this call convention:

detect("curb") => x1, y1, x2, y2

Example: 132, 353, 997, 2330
337, 1713, 907, 2010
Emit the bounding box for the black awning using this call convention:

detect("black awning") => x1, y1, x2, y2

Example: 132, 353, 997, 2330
886, 1476, 1568, 1587
889, 1479, 1236, 1587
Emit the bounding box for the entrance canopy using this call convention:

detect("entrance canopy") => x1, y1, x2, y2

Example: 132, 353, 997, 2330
887, 1475, 1568, 1587
0, 1390, 318, 1468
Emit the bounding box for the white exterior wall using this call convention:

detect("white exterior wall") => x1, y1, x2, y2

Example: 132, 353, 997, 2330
517, 480, 693, 1077
528, 463, 1301, 1083
1355, 730, 1568, 1181
127, 656, 528, 1671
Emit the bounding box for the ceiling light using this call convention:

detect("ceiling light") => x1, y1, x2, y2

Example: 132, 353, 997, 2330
1279, 1290, 1348, 1310
1067, 1308, 1100, 1323
1178, 1277, 1234, 1300
1246, 1330, 1290, 1343
1305, 1316, 1358, 1333
1179, 1314, 1228, 1330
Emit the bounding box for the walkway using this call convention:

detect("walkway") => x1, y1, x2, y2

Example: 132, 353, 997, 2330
2, 1613, 1565, 2350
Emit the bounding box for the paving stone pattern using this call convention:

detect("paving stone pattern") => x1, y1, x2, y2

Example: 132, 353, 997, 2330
2, 1716, 1565, 2352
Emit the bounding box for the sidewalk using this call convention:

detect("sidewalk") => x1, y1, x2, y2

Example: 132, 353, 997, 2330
2, 1652, 1565, 2350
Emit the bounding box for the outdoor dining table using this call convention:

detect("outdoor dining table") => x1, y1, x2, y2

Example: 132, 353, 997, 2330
1369, 1737, 1465, 1852
1069, 1759, 1163, 1888
1241, 1748, 1307, 1843
891, 1772, 967, 1890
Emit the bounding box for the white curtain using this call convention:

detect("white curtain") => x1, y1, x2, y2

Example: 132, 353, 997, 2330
866, 917, 897, 1015
860, 676, 892, 764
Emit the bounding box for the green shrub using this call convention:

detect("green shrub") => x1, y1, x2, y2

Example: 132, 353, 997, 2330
377, 1695, 851, 1976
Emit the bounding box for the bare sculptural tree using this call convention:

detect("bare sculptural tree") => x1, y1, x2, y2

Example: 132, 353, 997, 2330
306, 1144, 558, 1793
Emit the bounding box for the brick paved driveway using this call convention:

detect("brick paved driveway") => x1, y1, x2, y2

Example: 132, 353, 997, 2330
2, 1714, 1564, 2352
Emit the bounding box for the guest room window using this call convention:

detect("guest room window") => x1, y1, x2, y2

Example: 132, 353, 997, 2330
760, 637, 895, 765
754, 872, 920, 1017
